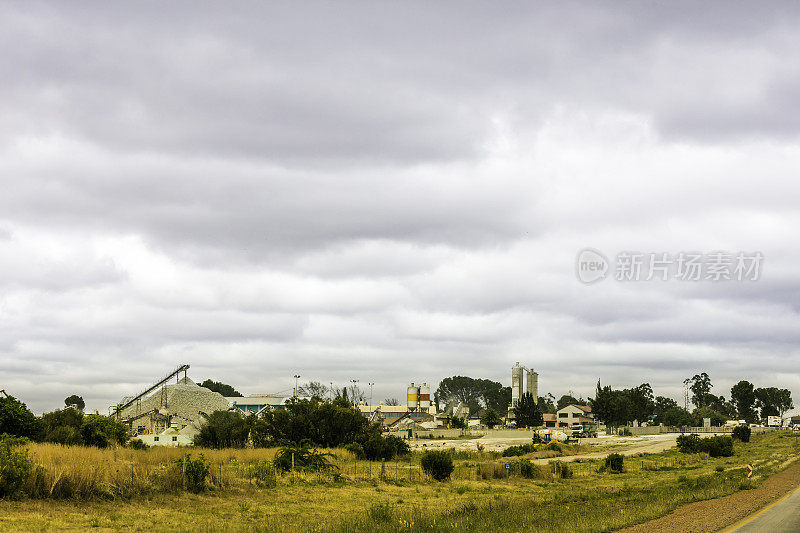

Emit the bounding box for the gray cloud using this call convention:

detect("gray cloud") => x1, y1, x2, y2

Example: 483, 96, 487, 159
2, 2, 800, 414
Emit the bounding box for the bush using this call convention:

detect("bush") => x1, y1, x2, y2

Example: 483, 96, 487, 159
604, 453, 624, 473
0, 438, 33, 499
550, 460, 572, 479
273, 446, 336, 472
194, 411, 251, 448
677, 434, 734, 457
127, 438, 149, 450
45, 426, 83, 446
362, 434, 410, 461
251, 460, 277, 488
80, 414, 128, 448
704, 436, 734, 458
420, 451, 454, 481
518, 459, 537, 479
344, 442, 365, 459
732, 425, 751, 443
177, 454, 211, 493
532, 433, 542, 444
502, 444, 534, 457
677, 434, 702, 453
0, 396, 42, 440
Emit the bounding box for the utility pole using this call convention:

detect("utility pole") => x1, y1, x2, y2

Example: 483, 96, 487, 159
294, 375, 301, 398
350, 379, 359, 407
368, 382, 375, 413
683, 378, 690, 411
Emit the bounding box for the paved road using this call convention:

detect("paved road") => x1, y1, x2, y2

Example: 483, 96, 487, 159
730, 486, 800, 532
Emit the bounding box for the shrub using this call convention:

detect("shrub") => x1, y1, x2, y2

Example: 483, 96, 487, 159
80, 414, 128, 448
502, 444, 534, 457
0, 396, 42, 440
620, 427, 632, 436
420, 451, 454, 481
176, 454, 211, 493
273, 446, 336, 472
127, 438, 149, 450
704, 436, 734, 458
677, 434, 702, 453
362, 434, 411, 461
550, 460, 572, 479
732, 425, 751, 443
604, 453, 624, 473
251, 460, 277, 488
193, 411, 251, 448
532, 433, 542, 444
45, 426, 83, 446
677, 434, 734, 457
0, 438, 33, 499
518, 459, 537, 479
344, 442, 365, 459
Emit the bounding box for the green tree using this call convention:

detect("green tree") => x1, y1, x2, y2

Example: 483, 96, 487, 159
754, 387, 793, 418
200, 379, 243, 397
434, 376, 510, 415
659, 406, 693, 427
689, 373, 712, 408
692, 407, 727, 427
256, 397, 370, 448
556, 394, 581, 410
80, 414, 128, 448
0, 395, 41, 440
513, 392, 543, 427
480, 408, 502, 428
64, 395, 85, 411
537, 394, 556, 413
41, 408, 84, 444
194, 411, 252, 448
730, 381, 758, 423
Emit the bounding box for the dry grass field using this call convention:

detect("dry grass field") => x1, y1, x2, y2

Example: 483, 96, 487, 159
0, 432, 798, 532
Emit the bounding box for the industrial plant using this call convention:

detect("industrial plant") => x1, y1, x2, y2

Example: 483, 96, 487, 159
110, 364, 551, 445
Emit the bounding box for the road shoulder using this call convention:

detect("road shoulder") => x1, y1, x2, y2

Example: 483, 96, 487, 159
619, 456, 800, 533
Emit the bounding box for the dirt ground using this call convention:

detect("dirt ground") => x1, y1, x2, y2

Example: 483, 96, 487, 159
621, 457, 800, 533
410, 432, 682, 459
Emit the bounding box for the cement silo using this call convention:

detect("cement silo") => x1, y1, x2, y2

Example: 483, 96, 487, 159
407, 383, 419, 409
511, 362, 524, 407
526, 371, 539, 404
418, 383, 431, 409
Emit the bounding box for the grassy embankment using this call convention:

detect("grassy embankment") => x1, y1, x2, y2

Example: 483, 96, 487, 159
0, 432, 797, 532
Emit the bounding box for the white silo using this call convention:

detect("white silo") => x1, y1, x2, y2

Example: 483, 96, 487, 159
418, 383, 431, 410
407, 383, 419, 409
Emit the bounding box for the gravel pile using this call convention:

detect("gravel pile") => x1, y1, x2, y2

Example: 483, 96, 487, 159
119, 378, 231, 429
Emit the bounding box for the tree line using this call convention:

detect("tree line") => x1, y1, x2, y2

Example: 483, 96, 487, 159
593, 373, 793, 428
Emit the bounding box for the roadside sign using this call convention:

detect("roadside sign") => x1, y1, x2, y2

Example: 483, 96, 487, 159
747, 463, 753, 479
505, 463, 511, 470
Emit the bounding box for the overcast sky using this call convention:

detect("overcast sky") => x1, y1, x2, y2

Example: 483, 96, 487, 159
2, 2, 800, 414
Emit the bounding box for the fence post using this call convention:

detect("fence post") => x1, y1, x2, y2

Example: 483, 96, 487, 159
182, 454, 187, 491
